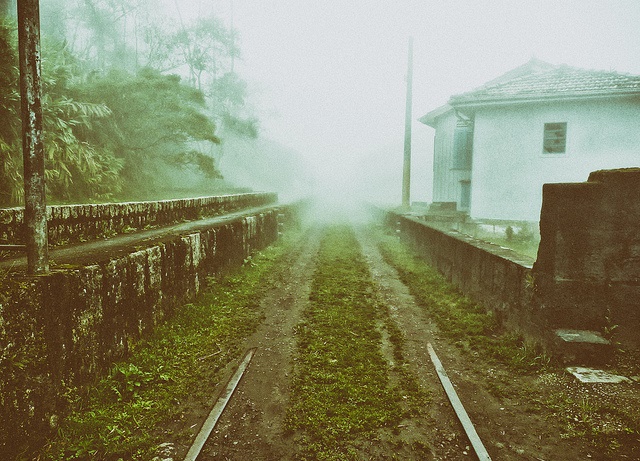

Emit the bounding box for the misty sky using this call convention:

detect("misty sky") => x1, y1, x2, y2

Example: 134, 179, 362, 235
166, 0, 640, 202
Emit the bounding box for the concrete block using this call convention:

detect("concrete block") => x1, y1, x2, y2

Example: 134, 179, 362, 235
553, 329, 613, 365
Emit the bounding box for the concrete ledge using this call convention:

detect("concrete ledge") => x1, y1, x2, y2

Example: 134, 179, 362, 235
0, 192, 277, 246
553, 329, 613, 365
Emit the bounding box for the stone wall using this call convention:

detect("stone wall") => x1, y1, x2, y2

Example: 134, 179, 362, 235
387, 212, 541, 335
0, 202, 300, 458
533, 168, 640, 343
0, 192, 277, 246
386, 167, 640, 350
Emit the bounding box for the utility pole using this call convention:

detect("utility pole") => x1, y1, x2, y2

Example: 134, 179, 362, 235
402, 36, 413, 210
17, 0, 48, 274
230, 0, 235, 73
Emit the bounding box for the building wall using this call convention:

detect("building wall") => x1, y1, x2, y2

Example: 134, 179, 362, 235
431, 111, 472, 208
468, 97, 640, 221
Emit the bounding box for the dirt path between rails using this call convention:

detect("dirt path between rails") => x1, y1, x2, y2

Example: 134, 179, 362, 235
195, 228, 322, 461
354, 226, 472, 460
180, 223, 638, 461
191, 224, 474, 461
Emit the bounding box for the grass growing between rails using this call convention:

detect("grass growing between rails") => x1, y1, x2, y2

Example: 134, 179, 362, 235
286, 225, 430, 460
36, 235, 296, 461
376, 230, 548, 373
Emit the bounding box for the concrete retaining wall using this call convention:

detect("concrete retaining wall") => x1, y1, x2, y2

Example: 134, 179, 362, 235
533, 168, 640, 343
0, 192, 277, 246
0, 202, 300, 458
387, 212, 542, 335
387, 168, 640, 350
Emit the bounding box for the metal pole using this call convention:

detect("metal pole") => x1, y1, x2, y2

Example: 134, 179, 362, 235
402, 36, 413, 210
17, 0, 48, 274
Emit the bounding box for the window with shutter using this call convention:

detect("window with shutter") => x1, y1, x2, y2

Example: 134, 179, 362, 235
543, 122, 567, 154
452, 121, 473, 169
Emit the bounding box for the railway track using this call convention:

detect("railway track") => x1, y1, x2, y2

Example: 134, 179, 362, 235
181, 225, 495, 461
179, 223, 640, 461
31, 221, 638, 460
184, 341, 493, 461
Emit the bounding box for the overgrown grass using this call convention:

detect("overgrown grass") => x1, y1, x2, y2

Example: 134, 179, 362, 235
35, 235, 295, 461
376, 230, 549, 373
378, 229, 640, 458
286, 225, 429, 460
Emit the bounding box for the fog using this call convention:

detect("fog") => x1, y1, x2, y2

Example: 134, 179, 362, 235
163, 0, 640, 207
11, 0, 639, 210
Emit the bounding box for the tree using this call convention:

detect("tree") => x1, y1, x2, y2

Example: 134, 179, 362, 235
74, 67, 222, 198
140, 20, 180, 72
0, 21, 124, 205
0, 20, 19, 205
170, 15, 238, 90
209, 71, 258, 139
71, 0, 147, 71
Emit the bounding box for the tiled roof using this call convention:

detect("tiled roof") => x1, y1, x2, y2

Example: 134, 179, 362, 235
449, 61, 640, 106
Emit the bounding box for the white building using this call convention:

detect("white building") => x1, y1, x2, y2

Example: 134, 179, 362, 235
419, 59, 640, 221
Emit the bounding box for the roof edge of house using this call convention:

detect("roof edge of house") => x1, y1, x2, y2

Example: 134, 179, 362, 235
450, 90, 640, 110
418, 103, 453, 127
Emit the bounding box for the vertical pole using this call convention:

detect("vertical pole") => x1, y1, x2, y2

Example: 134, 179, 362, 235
17, 0, 49, 274
230, 0, 235, 73
402, 36, 414, 209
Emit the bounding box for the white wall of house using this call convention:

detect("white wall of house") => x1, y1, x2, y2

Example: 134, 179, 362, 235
431, 110, 472, 210
467, 97, 640, 221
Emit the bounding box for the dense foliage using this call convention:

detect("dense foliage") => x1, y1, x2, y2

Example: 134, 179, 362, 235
71, 68, 221, 198
0, 1, 258, 206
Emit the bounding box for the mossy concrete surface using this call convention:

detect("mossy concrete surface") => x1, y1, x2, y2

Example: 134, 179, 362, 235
0, 192, 277, 246
0, 197, 301, 459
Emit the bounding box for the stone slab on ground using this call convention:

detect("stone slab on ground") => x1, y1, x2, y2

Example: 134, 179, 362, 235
555, 329, 610, 345
566, 367, 631, 384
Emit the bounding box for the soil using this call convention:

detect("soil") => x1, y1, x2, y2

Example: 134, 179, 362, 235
167, 223, 640, 461
187, 228, 321, 461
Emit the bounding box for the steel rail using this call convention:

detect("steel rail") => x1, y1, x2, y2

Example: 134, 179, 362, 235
427, 342, 493, 461
0, 245, 27, 251
183, 348, 256, 461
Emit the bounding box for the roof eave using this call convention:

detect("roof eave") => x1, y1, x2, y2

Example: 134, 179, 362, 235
450, 90, 640, 109
418, 104, 453, 127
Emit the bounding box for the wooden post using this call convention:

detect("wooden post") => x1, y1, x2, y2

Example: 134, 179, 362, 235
402, 36, 413, 209
17, 0, 49, 274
